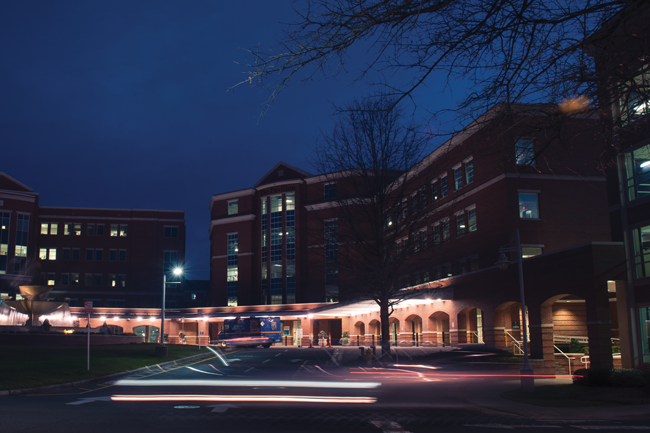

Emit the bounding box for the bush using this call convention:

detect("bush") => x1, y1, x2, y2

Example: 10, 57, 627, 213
568, 338, 582, 353
573, 368, 650, 387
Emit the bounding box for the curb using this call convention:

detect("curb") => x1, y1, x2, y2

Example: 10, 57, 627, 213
0, 351, 214, 396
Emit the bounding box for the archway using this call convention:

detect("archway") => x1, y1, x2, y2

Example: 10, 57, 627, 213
405, 314, 423, 346
389, 317, 400, 346
354, 321, 366, 346
133, 325, 159, 343
428, 311, 450, 347
493, 301, 521, 351
456, 307, 483, 344
368, 319, 380, 347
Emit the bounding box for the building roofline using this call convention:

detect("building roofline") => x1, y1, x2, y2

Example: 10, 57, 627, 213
254, 161, 312, 188
0, 173, 35, 193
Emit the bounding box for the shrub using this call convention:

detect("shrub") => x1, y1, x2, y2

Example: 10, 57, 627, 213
568, 338, 582, 353
573, 368, 650, 387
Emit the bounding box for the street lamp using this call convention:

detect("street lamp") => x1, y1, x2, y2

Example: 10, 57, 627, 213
156, 266, 183, 357
496, 229, 534, 392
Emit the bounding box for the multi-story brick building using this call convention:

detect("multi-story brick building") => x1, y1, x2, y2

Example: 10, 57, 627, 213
0, 173, 186, 308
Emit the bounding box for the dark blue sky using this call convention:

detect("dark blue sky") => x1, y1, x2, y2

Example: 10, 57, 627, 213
1, 1, 448, 280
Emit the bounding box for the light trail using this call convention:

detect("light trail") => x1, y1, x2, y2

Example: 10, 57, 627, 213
111, 394, 376, 403
113, 379, 381, 389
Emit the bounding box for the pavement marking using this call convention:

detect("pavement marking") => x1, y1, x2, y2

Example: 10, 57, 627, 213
290, 359, 304, 362
262, 359, 270, 363
67, 396, 112, 405
571, 427, 650, 430
207, 404, 240, 413
370, 420, 412, 433
244, 367, 255, 372
275, 353, 282, 357
185, 366, 222, 376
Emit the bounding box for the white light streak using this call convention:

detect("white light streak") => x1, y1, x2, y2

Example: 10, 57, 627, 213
113, 379, 381, 389
111, 394, 376, 404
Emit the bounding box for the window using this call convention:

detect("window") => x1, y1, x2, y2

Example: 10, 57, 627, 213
109, 274, 117, 287
324, 219, 338, 303
457, 258, 468, 275
419, 188, 427, 210
324, 182, 337, 200
71, 273, 79, 286
109, 249, 117, 261
164, 226, 178, 238
456, 212, 466, 237
431, 180, 439, 203
413, 231, 420, 253
433, 224, 441, 246
515, 140, 535, 165
62, 248, 70, 260
51, 223, 58, 235
228, 200, 238, 215
94, 274, 102, 287
119, 250, 126, 262
118, 274, 126, 287
39, 248, 47, 260
41, 223, 48, 235
85, 274, 93, 286
623, 143, 650, 201
620, 65, 650, 126
519, 193, 539, 219
632, 224, 650, 279
442, 262, 452, 277
423, 271, 430, 283
96, 224, 104, 236
64, 223, 71, 235
442, 219, 450, 242
61, 274, 70, 286
87, 224, 95, 236
440, 175, 448, 198
522, 247, 542, 258
401, 199, 408, 221
48, 248, 56, 261
111, 224, 118, 236
47, 273, 55, 286
453, 165, 463, 190
95, 249, 103, 261
421, 229, 428, 250
107, 300, 125, 308
227, 229, 238, 307
14, 214, 29, 274
72, 248, 80, 260
0, 212, 9, 275
119, 225, 127, 237
469, 255, 479, 272
467, 206, 477, 232
86, 249, 94, 261
412, 193, 419, 215
74, 223, 81, 236
465, 159, 474, 184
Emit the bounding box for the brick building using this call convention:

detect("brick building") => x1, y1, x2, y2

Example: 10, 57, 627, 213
0, 173, 186, 308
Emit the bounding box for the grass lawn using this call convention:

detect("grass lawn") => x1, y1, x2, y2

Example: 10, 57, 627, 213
0, 344, 209, 391
502, 384, 650, 407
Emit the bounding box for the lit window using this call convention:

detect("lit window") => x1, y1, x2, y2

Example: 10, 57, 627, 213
620, 65, 650, 126
431, 180, 439, 203
47, 273, 55, 286
456, 213, 466, 237
624, 144, 650, 201
39, 248, 47, 260
109, 274, 116, 287
118, 274, 126, 287
48, 248, 56, 261
41, 223, 48, 235
119, 225, 127, 237
632, 224, 650, 279
164, 227, 178, 238
50, 223, 58, 235
515, 140, 535, 165
110, 224, 118, 236
74, 223, 81, 236
228, 200, 239, 215
324, 182, 337, 200
64, 223, 71, 235
519, 193, 539, 219
467, 206, 477, 232
522, 247, 542, 258
191, 293, 197, 300
71, 273, 79, 286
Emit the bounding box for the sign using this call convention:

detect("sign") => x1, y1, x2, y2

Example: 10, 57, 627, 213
84, 301, 93, 314
200, 330, 204, 335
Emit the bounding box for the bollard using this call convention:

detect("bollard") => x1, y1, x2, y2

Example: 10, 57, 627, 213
364, 348, 373, 366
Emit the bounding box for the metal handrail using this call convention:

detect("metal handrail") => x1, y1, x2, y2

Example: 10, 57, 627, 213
553, 335, 588, 344
470, 330, 484, 344
580, 355, 590, 369
554, 345, 576, 375
505, 331, 524, 355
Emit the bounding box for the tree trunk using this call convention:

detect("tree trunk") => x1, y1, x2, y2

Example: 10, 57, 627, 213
380, 300, 391, 356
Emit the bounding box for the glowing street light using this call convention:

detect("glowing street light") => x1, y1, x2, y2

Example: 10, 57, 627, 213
157, 266, 183, 357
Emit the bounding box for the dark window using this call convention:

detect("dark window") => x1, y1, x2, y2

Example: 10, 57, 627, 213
119, 250, 126, 262
109, 250, 117, 261
62, 248, 70, 260
324, 183, 337, 200
164, 227, 178, 238
86, 249, 93, 261
87, 224, 95, 236
95, 249, 103, 261
96, 224, 104, 236
72, 249, 80, 261
94, 274, 102, 286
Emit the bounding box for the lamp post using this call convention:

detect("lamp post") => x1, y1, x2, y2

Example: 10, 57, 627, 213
496, 229, 534, 392
156, 267, 182, 357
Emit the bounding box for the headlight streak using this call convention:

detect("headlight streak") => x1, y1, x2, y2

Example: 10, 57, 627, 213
113, 379, 381, 389
111, 395, 376, 404
207, 346, 230, 367
350, 371, 558, 378
185, 366, 222, 376
391, 364, 439, 370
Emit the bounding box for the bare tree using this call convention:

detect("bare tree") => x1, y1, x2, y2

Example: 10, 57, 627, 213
236, 0, 649, 163
308, 96, 439, 354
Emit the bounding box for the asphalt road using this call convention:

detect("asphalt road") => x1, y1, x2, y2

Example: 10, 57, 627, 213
2, 346, 649, 433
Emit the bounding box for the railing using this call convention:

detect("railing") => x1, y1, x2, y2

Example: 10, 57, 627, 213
554, 345, 576, 375
471, 331, 484, 344
581, 355, 590, 369
554, 335, 588, 344
505, 331, 524, 355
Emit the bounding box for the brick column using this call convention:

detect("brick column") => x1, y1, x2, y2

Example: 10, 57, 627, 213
482, 309, 496, 348
300, 317, 314, 347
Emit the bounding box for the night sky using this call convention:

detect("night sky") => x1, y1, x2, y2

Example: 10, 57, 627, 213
1, 1, 446, 280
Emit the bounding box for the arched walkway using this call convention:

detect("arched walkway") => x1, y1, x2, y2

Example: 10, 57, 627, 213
354, 321, 366, 346
428, 311, 450, 347
456, 307, 484, 345
368, 319, 380, 347
389, 318, 400, 346
404, 314, 423, 346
